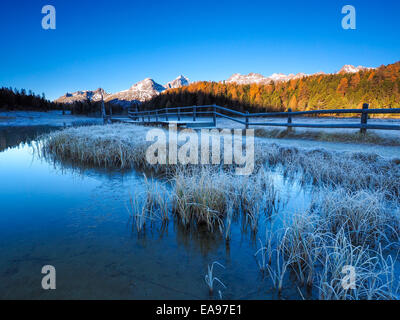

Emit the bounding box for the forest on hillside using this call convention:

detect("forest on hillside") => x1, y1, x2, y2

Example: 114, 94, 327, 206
142, 62, 400, 113
0, 87, 122, 115
0, 87, 62, 111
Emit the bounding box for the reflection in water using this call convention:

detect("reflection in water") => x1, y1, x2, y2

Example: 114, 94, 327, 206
0, 126, 311, 300
0, 126, 56, 152
174, 223, 224, 257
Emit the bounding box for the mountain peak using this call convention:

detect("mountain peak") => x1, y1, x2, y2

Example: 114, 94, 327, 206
227, 72, 307, 84
165, 75, 190, 89
227, 73, 268, 84
130, 78, 164, 91
55, 88, 108, 104
337, 65, 372, 74
226, 64, 375, 85
55, 75, 190, 107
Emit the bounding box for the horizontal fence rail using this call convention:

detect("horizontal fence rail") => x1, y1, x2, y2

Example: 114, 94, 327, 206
127, 104, 400, 133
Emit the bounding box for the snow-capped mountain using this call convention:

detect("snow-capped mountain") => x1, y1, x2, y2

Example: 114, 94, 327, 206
55, 76, 189, 106
165, 75, 190, 89
226, 73, 268, 85
337, 65, 373, 74
55, 64, 375, 106
105, 78, 166, 106
226, 65, 374, 85
55, 88, 108, 104
226, 72, 308, 85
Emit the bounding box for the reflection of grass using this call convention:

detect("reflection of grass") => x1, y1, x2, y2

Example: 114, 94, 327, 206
0, 116, 14, 122
127, 166, 279, 235
128, 175, 169, 232
254, 128, 400, 146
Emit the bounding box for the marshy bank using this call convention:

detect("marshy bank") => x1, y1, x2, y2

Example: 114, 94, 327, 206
36, 123, 400, 299
254, 127, 400, 146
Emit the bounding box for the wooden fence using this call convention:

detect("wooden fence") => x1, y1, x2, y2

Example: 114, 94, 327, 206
128, 104, 400, 133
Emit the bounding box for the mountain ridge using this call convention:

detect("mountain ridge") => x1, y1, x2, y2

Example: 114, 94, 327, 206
226, 65, 374, 85
55, 76, 190, 107
142, 61, 400, 112
54, 65, 375, 106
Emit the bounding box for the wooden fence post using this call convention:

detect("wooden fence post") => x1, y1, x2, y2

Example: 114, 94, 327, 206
193, 106, 197, 122
101, 94, 106, 121
245, 111, 249, 129
155, 110, 158, 122
287, 108, 293, 132
148, 111, 150, 122
142, 112, 145, 122
178, 107, 181, 121
360, 103, 369, 134
166, 106, 169, 121
213, 105, 217, 127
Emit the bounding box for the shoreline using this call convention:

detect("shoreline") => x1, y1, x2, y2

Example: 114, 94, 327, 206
0, 110, 102, 127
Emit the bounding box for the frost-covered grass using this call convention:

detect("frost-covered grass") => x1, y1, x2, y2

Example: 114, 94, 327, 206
257, 144, 400, 201
261, 191, 400, 299
171, 166, 279, 233
254, 128, 400, 146
128, 175, 170, 232
41, 124, 400, 199
41, 124, 152, 170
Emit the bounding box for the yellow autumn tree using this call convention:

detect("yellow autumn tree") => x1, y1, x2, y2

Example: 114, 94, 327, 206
288, 95, 298, 111
350, 73, 360, 88
368, 71, 375, 81
337, 78, 349, 96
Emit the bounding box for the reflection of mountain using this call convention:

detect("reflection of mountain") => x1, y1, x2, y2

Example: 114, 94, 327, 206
0, 126, 56, 153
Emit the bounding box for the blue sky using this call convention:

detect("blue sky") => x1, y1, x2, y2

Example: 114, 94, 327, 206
1, 0, 399, 100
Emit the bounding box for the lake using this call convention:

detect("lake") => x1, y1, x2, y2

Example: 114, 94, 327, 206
0, 125, 311, 300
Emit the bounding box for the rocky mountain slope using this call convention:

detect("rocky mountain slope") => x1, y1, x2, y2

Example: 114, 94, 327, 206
165, 75, 190, 89
55, 88, 108, 104
55, 76, 189, 106
104, 78, 166, 107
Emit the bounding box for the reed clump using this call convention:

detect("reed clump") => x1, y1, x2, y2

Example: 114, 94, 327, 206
41, 124, 151, 170
171, 166, 279, 233
260, 189, 400, 299
315, 188, 400, 248
128, 175, 170, 232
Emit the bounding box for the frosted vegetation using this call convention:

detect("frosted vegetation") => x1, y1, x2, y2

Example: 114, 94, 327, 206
40, 124, 400, 300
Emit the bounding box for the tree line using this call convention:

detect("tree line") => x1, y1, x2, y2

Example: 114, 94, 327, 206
142, 62, 400, 114
0, 87, 62, 111
0, 87, 125, 115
